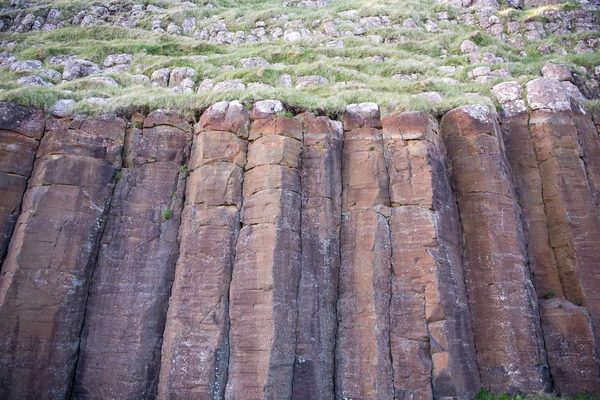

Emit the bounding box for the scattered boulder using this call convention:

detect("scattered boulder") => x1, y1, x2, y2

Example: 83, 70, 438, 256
169, 67, 196, 88
131, 74, 150, 84
240, 57, 270, 68
279, 74, 293, 88
87, 76, 119, 88
151, 68, 171, 87
103, 53, 133, 73
213, 79, 246, 91
197, 78, 215, 93
541, 62, 572, 82
491, 81, 527, 117
247, 82, 274, 89
526, 77, 571, 112
37, 69, 61, 83
296, 75, 329, 88
251, 100, 284, 119
51, 99, 77, 117
460, 40, 479, 54
9, 60, 42, 73
16, 75, 52, 87
62, 59, 100, 81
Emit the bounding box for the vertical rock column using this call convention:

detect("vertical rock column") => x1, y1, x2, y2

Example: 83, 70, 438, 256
0, 115, 125, 399
159, 101, 249, 400
292, 112, 342, 400
72, 111, 192, 399
336, 103, 394, 399
494, 79, 600, 394
0, 102, 45, 265
441, 105, 549, 394
225, 101, 302, 399
382, 112, 480, 399
524, 77, 600, 393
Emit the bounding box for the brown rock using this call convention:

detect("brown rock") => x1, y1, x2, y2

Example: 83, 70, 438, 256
441, 105, 550, 394
336, 104, 394, 399
225, 113, 302, 399
0, 102, 45, 265
72, 112, 191, 399
540, 299, 600, 395
0, 114, 125, 399
383, 112, 479, 399
159, 102, 249, 399
292, 113, 342, 399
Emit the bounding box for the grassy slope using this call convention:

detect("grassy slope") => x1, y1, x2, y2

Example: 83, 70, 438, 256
0, 0, 598, 118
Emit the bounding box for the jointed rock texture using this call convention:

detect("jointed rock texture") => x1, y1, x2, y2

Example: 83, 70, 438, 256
2, 94, 600, 399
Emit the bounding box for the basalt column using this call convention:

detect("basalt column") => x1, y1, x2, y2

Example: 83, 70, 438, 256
382, 112, 480, 399
72, 111, 192, 399
0, 115, 125, 399
336, 103, 394, 399
0, 102, 45, 265
225, 101, 302, 399
292, 112, 342, 400
494, 78, 600, 394
441, 105, 549, 394
527, 107, 600, 393
158, 101, 249, 400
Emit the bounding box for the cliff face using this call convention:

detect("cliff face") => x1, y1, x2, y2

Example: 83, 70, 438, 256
1, 88, 600, 399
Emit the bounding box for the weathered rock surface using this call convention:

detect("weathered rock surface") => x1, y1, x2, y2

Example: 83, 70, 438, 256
441, 105, 550, 394
158, 101, 248, 399
72, 111, 191, 399
336, 104, 394, 399
292, 112, 342, 399
225, 103, 302, 399
0, 114, 125, 399
0, 103, 45, 266
382, 111, 480, 399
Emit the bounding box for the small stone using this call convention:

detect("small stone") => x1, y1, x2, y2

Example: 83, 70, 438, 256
17, 75, 52, 87
87, 76, 119, 88
251, 100, 284, 119
151, 68, 171, 87
63, 59, 100, 81
279, 74, 293, 88
131, 74, 150, 84
247, 82, 274, 89
37, 69, 61, 83
296, 75, 329, 88
240, 57, 270, 68
460, 40, 479, 54
526, 77, 571, 112
213, 79, 246, 91
541, 62, 572, 82
51, 99, 77, 117
9, 60, 43, 73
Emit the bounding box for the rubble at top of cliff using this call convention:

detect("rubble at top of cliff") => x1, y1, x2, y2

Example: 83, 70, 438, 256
0, 0, 598, 116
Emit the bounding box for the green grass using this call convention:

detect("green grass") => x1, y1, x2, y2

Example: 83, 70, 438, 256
1, 0, 596, 117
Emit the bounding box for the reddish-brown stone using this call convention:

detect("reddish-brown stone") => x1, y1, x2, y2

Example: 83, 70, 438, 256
72, 111, 191, 399
441, 105, 549, 394
528, 111, 600, 392
337, 104, 394, 400
225, 108, 302, 399
0, 102, 45, 265
0, 115, 125, 399
159, 102, 248, 399
499, 112, 564, 297
292, 113, 342, 400
383, 112, 480, 399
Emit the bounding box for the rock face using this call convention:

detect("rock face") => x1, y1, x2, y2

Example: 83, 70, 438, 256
1, 99, 600, 399
0, 114, 125, 399
72, 111, 191, 399
158, 101, 248, 399
292, 112, 342, 399
0, 103, 45, 265
441, 105, 550, 393
225, 103, 303, 399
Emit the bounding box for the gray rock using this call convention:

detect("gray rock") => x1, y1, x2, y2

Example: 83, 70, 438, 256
240, 57, 270, 68
16, 75, 52, 87
247, 82, 274, 89
253, 100, 284, 117
37, 69, 61, 83
326, 40, 344, 48
213, 79, 245, 91
103, 53, 133, 68
131, 74, 150, 84
279, 74, 293, 88
51, 99, 77, 117
182, 17, 196, 36
414, 91, 444, 103
87, 76, 119, 88
541, 62, 572, 82
169, 67, 196, 88
9, 60, 42, 73
296, 75, 329, 88
151, 68, 171, 87
460, 40, 479, 54
526, 77, 571, 111
197, 78, 215, 93
62, 59, 100, 81
167, 23, 181, 35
